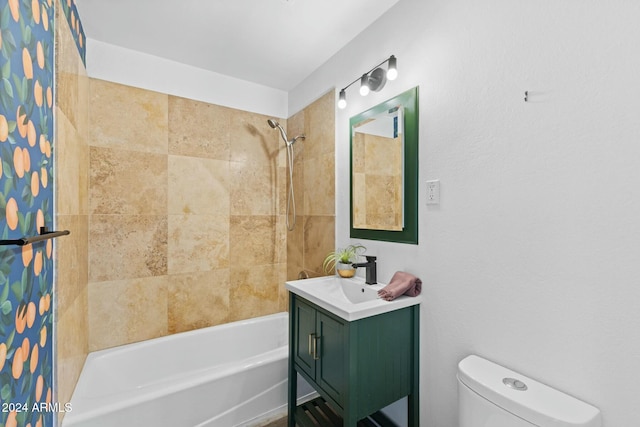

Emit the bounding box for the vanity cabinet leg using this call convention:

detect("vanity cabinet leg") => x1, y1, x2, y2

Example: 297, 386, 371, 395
287, 369, 296, 427
408, 392, 419, 426
408, 305, 420, 426
343, 409, 358, 427
288, 296, 297, 427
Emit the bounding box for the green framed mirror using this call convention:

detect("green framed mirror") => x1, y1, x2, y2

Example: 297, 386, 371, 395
350, 86, 419, 244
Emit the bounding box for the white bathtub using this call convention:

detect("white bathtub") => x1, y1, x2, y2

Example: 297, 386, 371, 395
63, 312, 314, 427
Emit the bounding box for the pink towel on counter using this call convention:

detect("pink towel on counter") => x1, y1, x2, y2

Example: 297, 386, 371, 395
378, 271, 422, 301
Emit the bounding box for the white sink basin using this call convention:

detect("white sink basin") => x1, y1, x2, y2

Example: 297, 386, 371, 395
285, 275, 421, 321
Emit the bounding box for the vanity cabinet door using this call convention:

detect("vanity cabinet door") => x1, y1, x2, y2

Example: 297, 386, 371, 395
293, 298, 316, 379
292, 297, 347, 406
316, 311, 346, 406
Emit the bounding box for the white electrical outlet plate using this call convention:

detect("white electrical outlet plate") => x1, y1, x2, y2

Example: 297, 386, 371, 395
426, 180, 440, 205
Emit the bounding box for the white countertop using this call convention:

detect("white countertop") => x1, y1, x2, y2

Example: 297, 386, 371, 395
286, 275, 421, 321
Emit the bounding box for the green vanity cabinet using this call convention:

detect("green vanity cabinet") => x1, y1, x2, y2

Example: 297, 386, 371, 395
288, 293, 420, 426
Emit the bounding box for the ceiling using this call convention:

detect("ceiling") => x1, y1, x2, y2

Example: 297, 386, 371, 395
74, 0, 400, 91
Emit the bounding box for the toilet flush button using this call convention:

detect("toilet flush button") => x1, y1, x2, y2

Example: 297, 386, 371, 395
503, 377, 528, 391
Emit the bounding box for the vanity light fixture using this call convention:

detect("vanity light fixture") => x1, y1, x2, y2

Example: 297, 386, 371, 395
338, 55, 398, 109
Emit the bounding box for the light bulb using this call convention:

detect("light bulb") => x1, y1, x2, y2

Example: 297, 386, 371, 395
359, 74, 370, 96
387, 55, 398, 80
338, 90, 347, 109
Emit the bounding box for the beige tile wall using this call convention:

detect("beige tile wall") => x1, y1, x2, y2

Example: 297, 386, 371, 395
286, 91, 336, 286
86, 80, 316, 350
54, 0, 90, 413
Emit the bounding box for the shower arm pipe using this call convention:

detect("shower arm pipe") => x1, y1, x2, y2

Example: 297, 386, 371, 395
339, 56, 395, 93
0, 227, 71, 246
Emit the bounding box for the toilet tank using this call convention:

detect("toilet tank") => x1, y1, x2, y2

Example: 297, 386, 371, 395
457, 355, 602, 427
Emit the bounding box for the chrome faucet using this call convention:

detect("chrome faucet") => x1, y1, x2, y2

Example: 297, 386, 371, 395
352, 255, 377, 285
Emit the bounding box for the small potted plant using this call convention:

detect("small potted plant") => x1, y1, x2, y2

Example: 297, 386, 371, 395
322, 244, 366, 278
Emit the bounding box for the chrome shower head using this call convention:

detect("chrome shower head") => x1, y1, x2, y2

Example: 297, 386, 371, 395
267, 118, 289, 144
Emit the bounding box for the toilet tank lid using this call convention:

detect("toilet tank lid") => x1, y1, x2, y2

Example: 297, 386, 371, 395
457, 355, 602, 427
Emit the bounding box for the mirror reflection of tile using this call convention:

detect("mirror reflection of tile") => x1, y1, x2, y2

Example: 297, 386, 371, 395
352, 118, 404, 231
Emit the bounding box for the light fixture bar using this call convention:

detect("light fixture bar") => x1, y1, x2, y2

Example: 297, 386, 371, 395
339, 56, 396, 93
337, 55, 397, 109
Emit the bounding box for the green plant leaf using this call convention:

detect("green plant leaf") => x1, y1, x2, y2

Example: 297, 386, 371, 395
1, 59, 10, 79
39, 272, 46, 294
11, 280, 24, 301
0, 249, 13, 276
40, 269, 48, 290
12, 74, 25, 102
0, 277, 9, 302
0, 383, 11, 401
24, 211, 33, 235
20, 370, 31, 395
40, 313, 47, 329
0, 300, 11, 315
18, 210, 27, 235
3, 174, 13, 192
3, 29, 17, 54
16, 409, 28, 426
24, 269, 33, 301
0, 309, 12, 327
42, 349, 51, 377
1, 143, 11, 163
21, 183, 34, 208
22, 23, 32, 47
1, 4, 9, 28
5, 328, 14, 348
2, 77, 13, 98
0, 88, 11, 111
22, 76, 29, 104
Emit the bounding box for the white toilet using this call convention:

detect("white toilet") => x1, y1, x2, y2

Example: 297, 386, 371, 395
457, 355, 602, 427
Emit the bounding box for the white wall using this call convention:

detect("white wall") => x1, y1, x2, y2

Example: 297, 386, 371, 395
291, 0, 640, 425
86, 38, 288, 118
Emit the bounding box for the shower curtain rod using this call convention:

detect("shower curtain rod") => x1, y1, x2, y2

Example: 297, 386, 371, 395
0, 228, 70, 246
